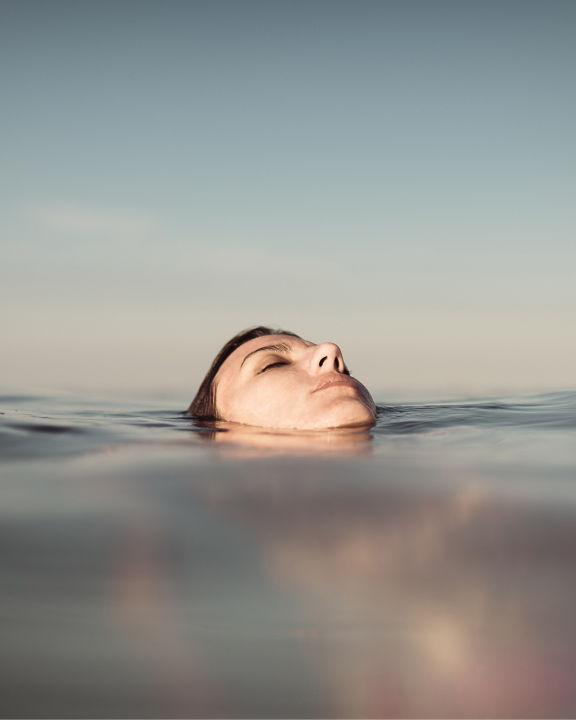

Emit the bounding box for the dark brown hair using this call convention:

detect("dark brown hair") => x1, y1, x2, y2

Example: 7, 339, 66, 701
188, 326, 300, 419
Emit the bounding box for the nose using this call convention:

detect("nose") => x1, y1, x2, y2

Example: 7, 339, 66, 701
308, 342, 346, 375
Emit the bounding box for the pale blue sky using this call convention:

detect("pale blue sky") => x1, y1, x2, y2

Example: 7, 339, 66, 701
1, 0, 574, 398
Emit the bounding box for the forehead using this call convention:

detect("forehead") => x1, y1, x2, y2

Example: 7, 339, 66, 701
218, 334, 313, 377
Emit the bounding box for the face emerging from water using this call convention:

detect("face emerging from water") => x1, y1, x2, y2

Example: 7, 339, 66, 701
214, 334, 377, 430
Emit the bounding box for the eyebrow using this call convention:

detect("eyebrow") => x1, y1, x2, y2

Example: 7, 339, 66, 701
240, 342, 293, 368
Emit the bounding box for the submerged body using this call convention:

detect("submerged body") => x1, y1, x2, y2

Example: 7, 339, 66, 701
189, 327, 376, 430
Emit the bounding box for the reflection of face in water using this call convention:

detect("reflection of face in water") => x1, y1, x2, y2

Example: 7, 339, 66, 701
198, 421, 374, 457
212, 333, 376, 430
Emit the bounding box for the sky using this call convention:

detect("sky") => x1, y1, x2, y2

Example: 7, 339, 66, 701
1, 0, 575, 400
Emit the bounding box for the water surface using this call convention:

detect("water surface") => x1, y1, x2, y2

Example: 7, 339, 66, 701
1, 390, 575, 718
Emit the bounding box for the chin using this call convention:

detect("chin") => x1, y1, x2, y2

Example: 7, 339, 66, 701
305, 399, 376, 431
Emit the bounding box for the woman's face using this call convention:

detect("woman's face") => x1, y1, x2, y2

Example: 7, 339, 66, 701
214, 334, 377, 430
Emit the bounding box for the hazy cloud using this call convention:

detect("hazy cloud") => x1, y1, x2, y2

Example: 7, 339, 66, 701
31, 204, 155, 238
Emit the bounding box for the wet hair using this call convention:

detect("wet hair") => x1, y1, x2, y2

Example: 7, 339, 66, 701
188, 326, 300, 420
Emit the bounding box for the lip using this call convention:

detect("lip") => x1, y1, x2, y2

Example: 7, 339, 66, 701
311, 373, 361, 394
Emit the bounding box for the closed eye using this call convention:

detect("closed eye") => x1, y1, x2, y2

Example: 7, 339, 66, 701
258, 361, 289, 374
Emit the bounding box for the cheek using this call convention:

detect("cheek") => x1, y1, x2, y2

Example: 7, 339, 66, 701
219, 375, 299, 420
244, 376, 297, 408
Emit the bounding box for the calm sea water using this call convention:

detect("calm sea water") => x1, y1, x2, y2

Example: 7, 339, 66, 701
1, 390, 575, 718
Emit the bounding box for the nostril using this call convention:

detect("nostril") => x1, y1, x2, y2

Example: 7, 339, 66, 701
319, 356, 327, 367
